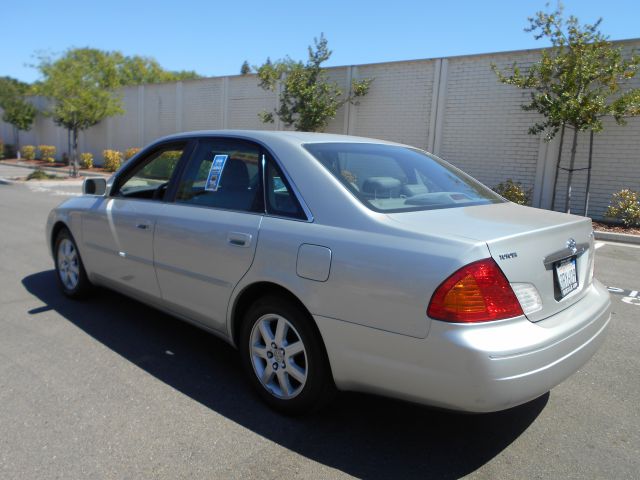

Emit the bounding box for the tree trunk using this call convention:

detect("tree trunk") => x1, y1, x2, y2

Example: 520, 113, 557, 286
550, 124, 566, 211
67, 129, 72, 166
563, 127, 579, 214
583, 130, 594, 217
71, 128, 79, 178
15, 127, 21, 160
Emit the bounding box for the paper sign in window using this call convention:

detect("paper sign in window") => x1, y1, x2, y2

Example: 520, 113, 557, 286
204, 155, 228, 191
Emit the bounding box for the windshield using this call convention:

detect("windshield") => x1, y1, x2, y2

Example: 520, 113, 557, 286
304, 143, 504, 213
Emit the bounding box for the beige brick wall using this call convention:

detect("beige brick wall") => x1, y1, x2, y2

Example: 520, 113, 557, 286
227, 75, 277, 130
438, 52, 541, 192
182, 78, 224, 131
353, 60, 435, 149
111, 86, 140, 153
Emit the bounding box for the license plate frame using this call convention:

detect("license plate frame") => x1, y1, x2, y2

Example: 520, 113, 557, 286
554, 256, 579, 300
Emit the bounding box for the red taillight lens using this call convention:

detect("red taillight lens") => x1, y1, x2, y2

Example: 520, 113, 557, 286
427, 258, 523, 323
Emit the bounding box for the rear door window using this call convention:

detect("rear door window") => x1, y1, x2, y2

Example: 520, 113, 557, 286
176, 139, 263, 213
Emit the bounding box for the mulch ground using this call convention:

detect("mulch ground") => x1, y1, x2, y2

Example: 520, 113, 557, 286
592, 221, 640, 236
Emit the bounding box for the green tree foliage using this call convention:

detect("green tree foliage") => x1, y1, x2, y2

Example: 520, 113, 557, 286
0, 76, 37, 156
493, 179, 531, 205
36, 48, 200, 175
36, 49, 125, 176
492, 5, 640, 214
256, 34, 372, 132
240, 60, 251, 75
112, 53, 201, 85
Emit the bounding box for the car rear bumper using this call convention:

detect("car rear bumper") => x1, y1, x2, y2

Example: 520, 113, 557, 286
315, 279, 611, 412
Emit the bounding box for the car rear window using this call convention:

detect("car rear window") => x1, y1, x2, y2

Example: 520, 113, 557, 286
304, 143, 504, 213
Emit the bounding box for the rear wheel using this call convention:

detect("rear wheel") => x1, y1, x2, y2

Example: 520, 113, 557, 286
239, 295, 335, 414
54, 228, 92, 298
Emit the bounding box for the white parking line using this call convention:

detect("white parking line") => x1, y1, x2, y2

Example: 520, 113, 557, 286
595, 242, 605, 250
26, 184, 81, 196
608, 286, 640, 306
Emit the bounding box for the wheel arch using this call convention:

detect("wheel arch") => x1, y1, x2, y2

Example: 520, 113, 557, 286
50, 220, 70, 253
229, 282, 329, 361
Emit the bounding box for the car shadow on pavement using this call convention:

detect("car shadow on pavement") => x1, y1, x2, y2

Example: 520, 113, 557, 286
23, 270, 547, 480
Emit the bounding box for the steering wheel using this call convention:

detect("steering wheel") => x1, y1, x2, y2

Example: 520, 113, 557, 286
152, 182, 170, 200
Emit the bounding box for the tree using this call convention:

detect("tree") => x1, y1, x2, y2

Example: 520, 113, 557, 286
34, 48, 201, 175
240, 60, 251, 75
112, 53, 201, 85
492, 5, 640, 214
36, 49, 125, 177
256, 34, 372, 132
0, 76, 37, 158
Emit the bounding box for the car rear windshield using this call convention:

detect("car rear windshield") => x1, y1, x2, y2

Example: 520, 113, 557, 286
304, 143, 504, 213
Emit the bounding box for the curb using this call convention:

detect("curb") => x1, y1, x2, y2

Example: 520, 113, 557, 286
0, 161, 110, 178
594, 230, 640, 245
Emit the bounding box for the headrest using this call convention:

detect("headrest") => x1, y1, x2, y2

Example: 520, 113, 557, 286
220, 159, 249, 189
362, 177, 402, 194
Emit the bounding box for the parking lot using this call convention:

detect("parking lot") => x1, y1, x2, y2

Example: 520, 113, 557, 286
0, 175, 638, 479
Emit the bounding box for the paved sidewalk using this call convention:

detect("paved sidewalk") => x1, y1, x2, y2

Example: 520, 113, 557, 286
0, 164, 49, 181
0, 164, 84, 196
0, 160, 110, 178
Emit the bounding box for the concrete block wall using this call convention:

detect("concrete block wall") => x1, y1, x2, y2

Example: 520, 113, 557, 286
182, 78, 224, 132
551, 116, 640, 217
1, 39, 639, 220
353, 60, 435, 149
438, 52, 541, 193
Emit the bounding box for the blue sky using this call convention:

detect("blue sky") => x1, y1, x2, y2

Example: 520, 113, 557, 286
3, 0, 639, 83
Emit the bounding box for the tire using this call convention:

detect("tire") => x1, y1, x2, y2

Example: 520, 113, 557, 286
239, 295, 336, 414
54, 228, 92, 299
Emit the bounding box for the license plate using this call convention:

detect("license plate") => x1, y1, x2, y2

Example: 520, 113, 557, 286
555, 257, 578, 298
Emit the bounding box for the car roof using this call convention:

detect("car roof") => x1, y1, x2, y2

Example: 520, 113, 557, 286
154, 130, 408, 148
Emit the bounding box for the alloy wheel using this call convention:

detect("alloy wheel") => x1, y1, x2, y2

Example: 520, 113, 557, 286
249, 313, 308, 399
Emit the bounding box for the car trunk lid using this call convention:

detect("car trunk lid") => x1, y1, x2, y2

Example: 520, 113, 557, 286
387, 202, 595, 322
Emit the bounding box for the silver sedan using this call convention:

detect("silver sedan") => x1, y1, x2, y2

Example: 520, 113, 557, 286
46, 131, 611, 414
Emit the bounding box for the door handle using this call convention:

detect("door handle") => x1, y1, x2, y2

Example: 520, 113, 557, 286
135, 220, 152, 230
227, 232, 252, 248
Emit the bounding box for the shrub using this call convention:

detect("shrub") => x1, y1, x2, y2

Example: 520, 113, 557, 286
21, 145, 36, 160
605, 189, 640, 228
80, 153, 94, 169
0, 139, 4, 160
493, 179, 531, 205
103, 149, 123, 172
124, 147, 141, 160
141, 150, 181, 179
38, 145, 57, 163
27, 168, 56, 180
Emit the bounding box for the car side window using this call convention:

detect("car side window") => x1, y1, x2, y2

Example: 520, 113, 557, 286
176, 139, 263, 213
265, 156, 306, 220
116, 144, 186, 201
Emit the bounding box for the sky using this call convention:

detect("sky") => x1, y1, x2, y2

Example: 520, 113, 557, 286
2, 0, 639, 83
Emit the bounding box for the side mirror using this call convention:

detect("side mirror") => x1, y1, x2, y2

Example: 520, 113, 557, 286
83, 177, 107, 196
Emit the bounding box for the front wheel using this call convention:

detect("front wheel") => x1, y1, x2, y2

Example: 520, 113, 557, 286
239, 296, 335, 414
54, 228, 92, 299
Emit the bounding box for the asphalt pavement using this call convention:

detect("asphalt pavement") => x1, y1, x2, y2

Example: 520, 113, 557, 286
0, 178, 638, 479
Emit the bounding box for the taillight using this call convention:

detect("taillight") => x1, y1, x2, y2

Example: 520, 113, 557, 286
427, 258, 524, 323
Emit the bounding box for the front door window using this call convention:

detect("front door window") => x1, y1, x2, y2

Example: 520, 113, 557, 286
116, 144, 186, 201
